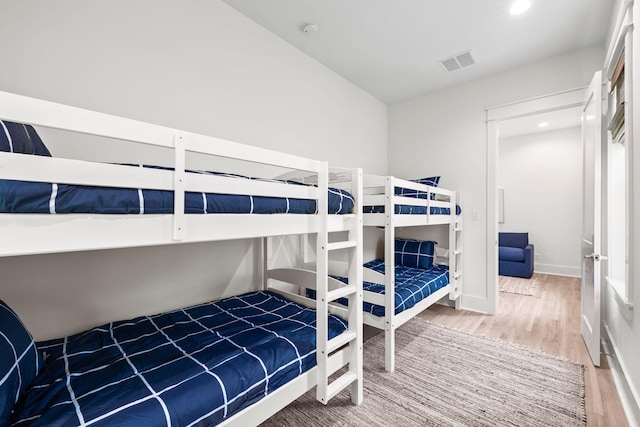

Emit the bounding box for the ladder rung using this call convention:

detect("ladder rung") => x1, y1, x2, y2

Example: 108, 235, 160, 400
327, 240, 357, 251
325, 371, 358, 402
327, 285, 357, 302
327, 330, 357, 353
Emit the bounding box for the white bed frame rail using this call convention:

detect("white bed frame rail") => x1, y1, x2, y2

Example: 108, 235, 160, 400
362, 174, 462, 372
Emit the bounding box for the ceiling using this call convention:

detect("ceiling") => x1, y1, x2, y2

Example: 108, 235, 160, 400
223, 0, 613, 104
498, 106, 583, 139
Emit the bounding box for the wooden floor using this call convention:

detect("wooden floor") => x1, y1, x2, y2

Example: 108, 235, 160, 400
417, 273, 628, 427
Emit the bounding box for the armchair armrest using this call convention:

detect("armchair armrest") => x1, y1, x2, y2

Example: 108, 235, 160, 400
524, 244, 534, 275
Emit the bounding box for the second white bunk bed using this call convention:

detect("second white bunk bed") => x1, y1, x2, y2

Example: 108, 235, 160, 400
0, 91, 363, 426
360, 174, 463, 372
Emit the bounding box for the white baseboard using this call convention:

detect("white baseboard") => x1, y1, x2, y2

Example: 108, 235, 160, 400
459, 294, 491, 314
602, 324, 640, 427
534, 263, 581, 277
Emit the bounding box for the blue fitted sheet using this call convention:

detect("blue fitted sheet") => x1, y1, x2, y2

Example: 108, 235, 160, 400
10, 291, 347, 427
0, 169, 355, 215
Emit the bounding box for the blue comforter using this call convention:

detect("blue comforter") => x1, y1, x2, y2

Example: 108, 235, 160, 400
363, 205, 461, 215
359, 259, 449, 316
326, 260, 449, 317
0, 169, 354, 215
308, 260, 449, 317
10, 291, 347, 426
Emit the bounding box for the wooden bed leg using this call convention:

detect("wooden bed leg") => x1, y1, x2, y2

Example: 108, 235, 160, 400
350, 372, 364, 404
385, 327, 395, 373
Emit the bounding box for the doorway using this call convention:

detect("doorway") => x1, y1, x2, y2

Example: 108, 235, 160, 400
498, 106, 583, 278
486, 87, 587, 314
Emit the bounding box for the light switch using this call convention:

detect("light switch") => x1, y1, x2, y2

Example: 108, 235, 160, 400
472, 211, 479, 221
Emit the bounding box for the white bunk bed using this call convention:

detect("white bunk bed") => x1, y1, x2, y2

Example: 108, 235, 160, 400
360, 174, 463, 372
0, 91, 363, 426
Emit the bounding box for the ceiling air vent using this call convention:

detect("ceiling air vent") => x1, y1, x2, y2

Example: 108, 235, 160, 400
438, 50, 476, 72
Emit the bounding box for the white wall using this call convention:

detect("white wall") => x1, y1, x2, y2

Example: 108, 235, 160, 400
0, 0, 387, 340
499, 127, 582, 277
388, 44, 604, 313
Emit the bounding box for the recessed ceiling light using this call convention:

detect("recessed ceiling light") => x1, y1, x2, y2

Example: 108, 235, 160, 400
510, 0, 531, 15
538, 122, 549, 128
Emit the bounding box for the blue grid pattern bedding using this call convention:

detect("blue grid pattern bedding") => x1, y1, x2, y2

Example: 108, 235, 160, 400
329, 260, 449, 317
363, 205, 461, 215
308, 260, 449, 317
0, 168, 354, 215
10, 291, 347, 427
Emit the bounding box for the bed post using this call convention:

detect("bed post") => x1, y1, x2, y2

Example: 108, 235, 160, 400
449, 192, 463, 308
261, 237, 268, 291
172, 131, 186, 241
315, 161, 330, 403
384, 176, 396, 373
349, 167, 364, 404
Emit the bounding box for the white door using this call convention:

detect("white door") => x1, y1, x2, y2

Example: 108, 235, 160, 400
581, 71, 603, 367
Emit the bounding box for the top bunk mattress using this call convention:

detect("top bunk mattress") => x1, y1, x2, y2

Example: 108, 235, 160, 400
363, 204, 461, 215
10, 290, 348, 427
0, 169, 355, 215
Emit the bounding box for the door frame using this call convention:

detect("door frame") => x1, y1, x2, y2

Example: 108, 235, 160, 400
485, 87, 587, 314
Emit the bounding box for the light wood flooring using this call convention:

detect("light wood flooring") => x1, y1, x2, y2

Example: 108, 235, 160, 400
416, 273, 628, 427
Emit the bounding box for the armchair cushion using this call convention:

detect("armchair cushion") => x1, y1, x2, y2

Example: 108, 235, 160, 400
499, 232, 529, 249
499, 246, 525, 262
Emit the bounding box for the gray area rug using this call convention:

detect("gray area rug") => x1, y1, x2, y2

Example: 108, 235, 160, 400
261, 318, 586, 426
499, 275, 538, 296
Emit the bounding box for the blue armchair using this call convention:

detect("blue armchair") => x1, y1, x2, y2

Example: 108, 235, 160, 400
499, 232, 534, 278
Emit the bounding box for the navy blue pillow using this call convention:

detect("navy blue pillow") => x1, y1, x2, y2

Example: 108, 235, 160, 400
0, 120, 51, 156
0, 300, 42, 425
395, 176, 440, 199
395, 239, 436, 270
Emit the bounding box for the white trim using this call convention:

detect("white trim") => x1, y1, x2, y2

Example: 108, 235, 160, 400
459, 294, 492, 314
604, 0, 634, 77
533, 263, 581, 277
486, 87, 588, 121
487, 120, 499, 315
605, 276, 635, 319
602, 323, 640, 427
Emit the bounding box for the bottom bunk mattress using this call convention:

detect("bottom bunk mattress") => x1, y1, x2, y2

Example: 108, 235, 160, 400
328, 260, 449, 317
10, 291, 347, 427
308, 261, 449, 317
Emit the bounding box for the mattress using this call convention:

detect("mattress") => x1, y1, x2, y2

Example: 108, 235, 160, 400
10, 291, 347, 426
363, 205, 461, 215
0, 169, 355, 215
330, 260, 449, 317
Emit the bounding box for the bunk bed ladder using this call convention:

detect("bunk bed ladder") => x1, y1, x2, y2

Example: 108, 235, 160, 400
316, 166, 363, 405
449, 192, 463, 306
